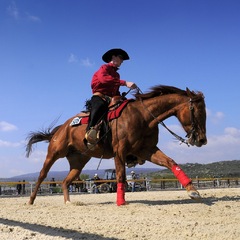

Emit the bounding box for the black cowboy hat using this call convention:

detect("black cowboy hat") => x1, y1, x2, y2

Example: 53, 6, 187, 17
102, 48, 130, 63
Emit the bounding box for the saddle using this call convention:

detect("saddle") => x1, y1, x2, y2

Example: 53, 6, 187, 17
70, 97, 132, 125
70, 98, 133, 149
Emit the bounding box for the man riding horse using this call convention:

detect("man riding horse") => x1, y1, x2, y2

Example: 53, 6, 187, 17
85, 48, 137, 147
26, 49, 207, 206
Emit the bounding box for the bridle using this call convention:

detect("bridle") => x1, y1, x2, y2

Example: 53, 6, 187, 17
185, 99, 198, 144
139, 94, 199, 147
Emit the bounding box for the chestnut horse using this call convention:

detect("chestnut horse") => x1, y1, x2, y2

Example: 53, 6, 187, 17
26, 85, 207, 205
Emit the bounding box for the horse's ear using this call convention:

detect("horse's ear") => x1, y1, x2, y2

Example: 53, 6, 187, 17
186, 87, 193, 97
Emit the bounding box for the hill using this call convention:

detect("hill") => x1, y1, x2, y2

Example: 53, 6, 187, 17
1, 160, 239, 182
2, 168, 161, 182
147, 160, 240, 179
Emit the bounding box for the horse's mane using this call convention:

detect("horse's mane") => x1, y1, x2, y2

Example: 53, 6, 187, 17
134, 85, 203, 100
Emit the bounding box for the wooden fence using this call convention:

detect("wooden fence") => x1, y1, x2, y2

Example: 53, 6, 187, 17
0, 177, 239, 196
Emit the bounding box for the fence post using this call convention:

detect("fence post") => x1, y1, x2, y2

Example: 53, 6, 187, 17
217, 178, 220, 187
227, 179, 230, 187
29, 182, 35, 194
196, 176, 200, 188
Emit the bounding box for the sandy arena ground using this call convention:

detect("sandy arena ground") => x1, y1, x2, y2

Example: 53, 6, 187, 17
0, 188, 239, 240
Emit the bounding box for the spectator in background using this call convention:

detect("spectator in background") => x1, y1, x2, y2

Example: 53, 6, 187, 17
16, 181, 22, 195
22, 180, 26, 194
93, 173, 101, 193
50, 178, 56, 187
74, 177, 82, 192
69, 184, 73, 192
131, 171, 136, 192
50, 177, 56, 194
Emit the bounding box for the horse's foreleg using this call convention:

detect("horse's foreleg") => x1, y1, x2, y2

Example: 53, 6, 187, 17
63, 154, 90, 204
171, 165, 201, 199
142, 147, 201, 200
62, 168, 80, 204
114, 153, 127, 206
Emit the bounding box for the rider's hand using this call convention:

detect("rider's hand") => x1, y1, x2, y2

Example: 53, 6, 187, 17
126, 81, 137, 89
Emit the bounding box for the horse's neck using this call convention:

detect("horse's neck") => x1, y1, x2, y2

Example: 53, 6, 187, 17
142, 95, 187, 127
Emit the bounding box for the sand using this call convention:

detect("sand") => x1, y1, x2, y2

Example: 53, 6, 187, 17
0, 188, 239, 240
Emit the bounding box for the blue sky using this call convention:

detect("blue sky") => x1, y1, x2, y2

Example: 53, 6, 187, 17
0, 0, 240, 178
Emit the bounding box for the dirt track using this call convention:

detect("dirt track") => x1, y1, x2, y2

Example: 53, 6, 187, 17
0, 188, 239, 240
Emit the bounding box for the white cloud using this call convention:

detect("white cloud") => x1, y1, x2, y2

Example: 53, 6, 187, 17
207, 108, 224, 124
0, 139, 21, 147
207, 128, 240, 147
215, 111, 224, 119
160, 126, 240, 164
27, 150, 47, 163
0, 121, 18, 131
68, 54, 94, 67
26, 13, 41, 22
7, 1, 19, 19
7, 2, 41, 22
224, 127, 240, 137
9, 168, 25, 176
68, 53, 78, 63
80, 58, 94, 67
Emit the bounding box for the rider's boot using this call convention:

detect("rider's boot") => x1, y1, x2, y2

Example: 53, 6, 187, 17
85, 121, 102, 150
85, 127, 99, 144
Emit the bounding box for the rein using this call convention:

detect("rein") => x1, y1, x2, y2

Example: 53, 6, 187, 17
86, 87, 197, 154
138, 88, 197, 146
185, 99, 197, 142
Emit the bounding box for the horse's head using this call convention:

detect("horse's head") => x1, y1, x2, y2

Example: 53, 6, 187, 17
177, 88, 207, 147
135, 85, 207, 147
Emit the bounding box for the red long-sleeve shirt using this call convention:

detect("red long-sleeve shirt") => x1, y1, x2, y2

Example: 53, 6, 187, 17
91, 62, 126, 97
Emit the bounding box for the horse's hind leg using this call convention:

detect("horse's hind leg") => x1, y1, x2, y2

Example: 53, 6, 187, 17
140, 147, 201, 200
29, 153, 58, 205
62, 152, 90, 204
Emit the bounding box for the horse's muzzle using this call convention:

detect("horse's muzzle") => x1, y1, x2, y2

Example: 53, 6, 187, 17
188, 135, 207, 147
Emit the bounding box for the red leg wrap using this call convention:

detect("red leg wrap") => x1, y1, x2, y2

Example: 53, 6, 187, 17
116, 183, 125, 206
172, 165, 191, 187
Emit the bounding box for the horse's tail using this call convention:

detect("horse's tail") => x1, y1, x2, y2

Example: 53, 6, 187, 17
26, 125, 62, 157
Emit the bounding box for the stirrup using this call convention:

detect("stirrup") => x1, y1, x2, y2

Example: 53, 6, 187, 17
85, 128, 99, 144
86, 142, 96, 151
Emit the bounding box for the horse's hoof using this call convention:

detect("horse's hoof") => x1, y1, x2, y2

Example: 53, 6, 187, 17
117, 201, 128, 206
65, 201, 71, 205
28, 199, 34, 205
188, 191, 202, 201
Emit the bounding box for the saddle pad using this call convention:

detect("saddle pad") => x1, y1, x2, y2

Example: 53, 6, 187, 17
70, 99, 133, 126
108, 99, 132, 120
